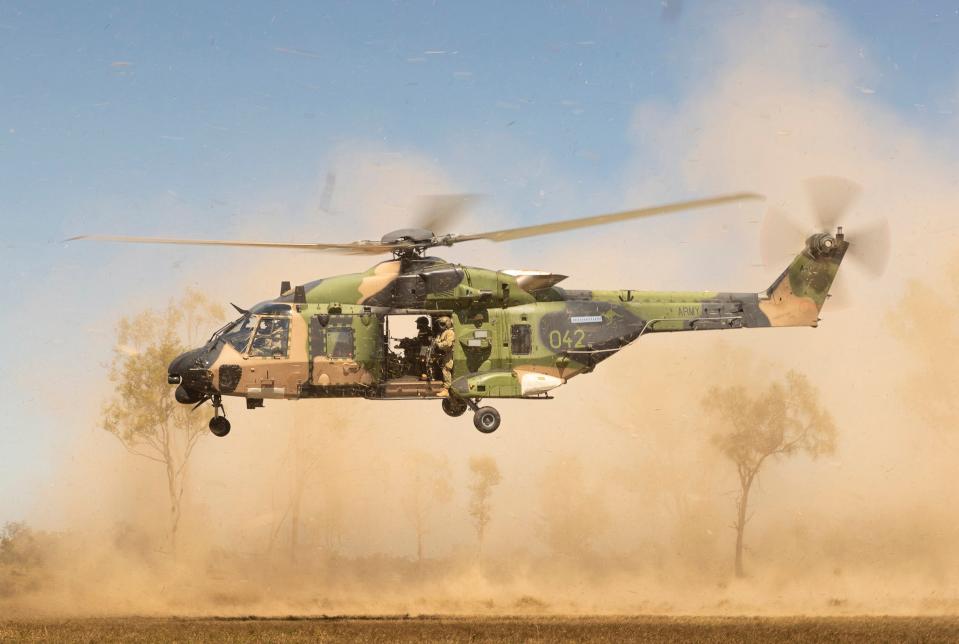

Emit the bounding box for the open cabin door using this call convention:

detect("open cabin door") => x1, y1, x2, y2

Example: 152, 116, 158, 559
380, 312, 449, 398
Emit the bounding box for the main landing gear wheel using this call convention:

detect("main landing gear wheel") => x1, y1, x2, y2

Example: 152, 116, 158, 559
442, 397, 468, 418
209, 416, 231, 437
473, 406, 501, 434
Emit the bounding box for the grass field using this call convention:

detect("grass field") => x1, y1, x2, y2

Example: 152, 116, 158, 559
2, 616, 959, 643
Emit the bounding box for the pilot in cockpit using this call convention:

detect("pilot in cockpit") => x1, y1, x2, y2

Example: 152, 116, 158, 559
251, 317, 288, 356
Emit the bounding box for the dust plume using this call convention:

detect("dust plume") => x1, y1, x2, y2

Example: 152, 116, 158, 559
4, 0, 959, 617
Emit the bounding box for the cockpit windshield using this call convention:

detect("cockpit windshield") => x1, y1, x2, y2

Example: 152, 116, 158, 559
218, 315, 257, 352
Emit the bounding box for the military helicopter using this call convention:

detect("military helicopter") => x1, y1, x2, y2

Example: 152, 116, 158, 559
71, 177, 887, 436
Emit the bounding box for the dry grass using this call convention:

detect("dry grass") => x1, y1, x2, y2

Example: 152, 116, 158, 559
2, 616, 959, 643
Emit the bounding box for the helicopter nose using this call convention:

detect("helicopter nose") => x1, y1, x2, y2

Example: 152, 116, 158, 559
167, 347, 217, 401
167, 348, 201, 382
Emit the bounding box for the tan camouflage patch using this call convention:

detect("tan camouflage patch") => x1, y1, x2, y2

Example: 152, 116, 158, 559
211, 314, 310, 398
357, 260, 402, 303
758, 277, 820, 327
311, 358, 374, 386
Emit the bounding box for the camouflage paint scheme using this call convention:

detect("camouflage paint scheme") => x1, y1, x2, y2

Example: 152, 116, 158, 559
168, 233, 847, 405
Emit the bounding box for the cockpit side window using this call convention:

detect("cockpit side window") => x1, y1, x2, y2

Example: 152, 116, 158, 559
249, 316, 290, 358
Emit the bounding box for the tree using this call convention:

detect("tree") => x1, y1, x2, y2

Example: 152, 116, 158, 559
402, 452, 453, 562
537, 456, 609, 558
279, 411, 321, 563
102, 289, 224, 551
0, 522, 49, 598
703, 370, 836, 577
467, 455, 502, 553
268, 403, 348, 562
888, 261, 959, 437
0, 523, 41, 568
180, 287, 227, 345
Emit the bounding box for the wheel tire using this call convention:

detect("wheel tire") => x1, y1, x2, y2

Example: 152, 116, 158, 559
442, 397, 468, 418
473, 406, 501, 434
209, 416, 231, 437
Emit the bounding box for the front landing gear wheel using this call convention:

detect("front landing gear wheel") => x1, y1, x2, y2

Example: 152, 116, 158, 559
473, 406, 501, 433
209, 416, 231, 437
442, 397, 468, 418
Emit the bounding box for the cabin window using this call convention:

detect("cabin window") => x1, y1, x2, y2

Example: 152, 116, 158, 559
248, 316, 290, 357
310, 316, 355, 359
511, 324, 532, 354
327, 327, 355, 358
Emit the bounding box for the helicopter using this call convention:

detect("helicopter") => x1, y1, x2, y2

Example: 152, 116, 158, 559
71, 177, 888, 436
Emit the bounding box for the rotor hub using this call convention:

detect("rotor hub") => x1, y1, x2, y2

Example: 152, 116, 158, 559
380, 228, 434, 245
806, 232, 840, 257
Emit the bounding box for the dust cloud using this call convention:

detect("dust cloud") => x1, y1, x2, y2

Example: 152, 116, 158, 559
5, 0, 959, 617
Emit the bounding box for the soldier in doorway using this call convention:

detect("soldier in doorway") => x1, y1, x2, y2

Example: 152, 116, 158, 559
401, 316, 434, 377
432, 316, 456, 396
415, 316, 432, 344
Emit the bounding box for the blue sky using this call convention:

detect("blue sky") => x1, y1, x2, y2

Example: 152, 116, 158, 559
1, 1, 958, 524
2, 2, 956, 246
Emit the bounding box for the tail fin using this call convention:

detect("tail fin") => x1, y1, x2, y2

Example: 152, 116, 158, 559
758, 231, 848, 327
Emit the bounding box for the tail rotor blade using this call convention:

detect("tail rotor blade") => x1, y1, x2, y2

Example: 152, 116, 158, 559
758, 177, 881, 311
760, 207, 806, 267
805, 176, 861, 230
847, 218, 890, 278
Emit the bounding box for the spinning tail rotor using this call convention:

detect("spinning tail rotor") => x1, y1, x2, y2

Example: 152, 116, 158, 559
760, 177, 890, 280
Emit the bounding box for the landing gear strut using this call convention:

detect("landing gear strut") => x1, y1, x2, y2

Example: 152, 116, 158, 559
208, 395, 231, 437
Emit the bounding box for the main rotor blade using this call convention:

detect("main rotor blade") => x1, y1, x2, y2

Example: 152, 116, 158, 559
805, 176, 861, 230
65, 234, 397, 255
415, 194, 481, 236
448, 192, 763, 244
